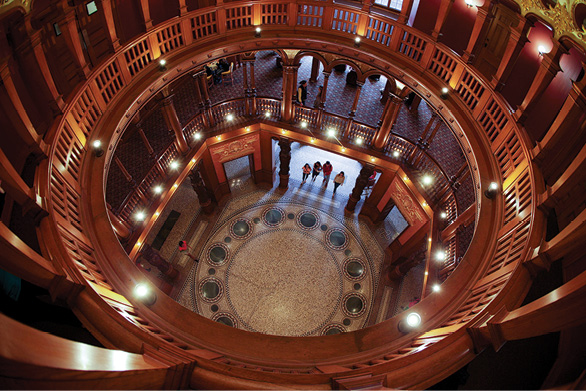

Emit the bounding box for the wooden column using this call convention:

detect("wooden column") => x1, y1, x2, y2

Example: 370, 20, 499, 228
23, 16, 65, 113
278, 137, 291, 189
138, 0, 153, 30
178, 0, 188, 15
483, 268, 586, 351
107, 204, 131, 238
242, 61, 251, 115
533, 69, 586, 165
372, 93, 403, 151
515, 42, 566, 123
349, 82, 363, 117
281, 65, 299, 122
115, 156, 135, 185
161, 95, 189, 155
57, 1, 90, 78
345, 164, 375, 213
309, 57, 320, 83
320, 71, 330, 108
0, 147, 47, 223
196, 71, 214, 127
189, 168, 215, 214
461, 3, 492, 63
0, 61, 48, 159
397, 0, 415, 24
431, 0, 455, 40
250, 60, 257, 115
97, 0, 120, 50
490, 16, 531, 90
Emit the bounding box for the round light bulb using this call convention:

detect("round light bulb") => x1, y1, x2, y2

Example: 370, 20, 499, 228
159, 59, 167, 66
406, 312, 421, 327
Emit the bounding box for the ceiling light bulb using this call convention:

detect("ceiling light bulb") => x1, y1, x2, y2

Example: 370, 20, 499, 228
300, 121, 307, 128
538, 45, 547, 55
422, 175, 433, 185
193, 132, 202, 140
153, 185, 163, 194
441, 87, 449, 94
327, 129, 336, 137
440, 211, 447, 219
92, 140, 102, 148
170, 160, 179, 170
355, 37, 361, 43
255, 27, 261, 33
406, 312, 421, 327
489, 182, 498, 191
265, 111, 271, 118
432, 284, 441, 292
226, 114, 234, 121
159, 59, 166, 66
393, 151, 400, 157
436, 250, 446, 261
135, 211, 146, 221
356, 137, 363, 145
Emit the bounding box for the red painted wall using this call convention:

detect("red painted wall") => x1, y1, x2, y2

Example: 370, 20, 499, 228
412, 0, 441, 35
114, 0, 145, 44
500, 22, 553, 108
149, 0, 180, 26
438, 0, 476, 55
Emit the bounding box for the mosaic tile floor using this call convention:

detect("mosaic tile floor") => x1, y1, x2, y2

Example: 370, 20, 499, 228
176, 188, 385, 336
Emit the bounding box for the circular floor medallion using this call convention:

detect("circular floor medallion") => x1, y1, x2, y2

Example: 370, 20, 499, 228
326, 228, 349, 250
262, 207, 285, 227
343, 258, 366, 281
343, 293, 366, 317
199, 278, 223, 303
230, 219, 253, 239
207, 244, 229, 266
213, 312, 238, 327
322, 324, 346, 335
296, 211, 319, 230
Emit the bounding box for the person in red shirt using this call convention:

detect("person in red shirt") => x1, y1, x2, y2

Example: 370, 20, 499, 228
322, 161, 333, 187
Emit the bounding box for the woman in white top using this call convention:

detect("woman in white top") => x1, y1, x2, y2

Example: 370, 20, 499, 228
333, 171, 345, 193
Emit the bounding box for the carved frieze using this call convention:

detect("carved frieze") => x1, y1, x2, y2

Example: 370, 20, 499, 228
516, 0, 586, 45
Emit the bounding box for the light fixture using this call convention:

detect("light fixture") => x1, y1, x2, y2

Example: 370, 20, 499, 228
216, 135, 222, 141
265, 111, 271, 118
193, 132, 202, 140
310, 138, 315, 143
424, 271, 429, 275
154, 211, 160, 217
300, 121, 308, 129
153, 185, 163, 194
135, 211, 146, 221
341, 147, 346, 152
370, 157, 376, 162
354, 36, 361, 47
158, 58, 167, 71
538, 45, 547, 56
191, 159, 196, 163
327, 128, 336, 137
440, 211, 447, 219
255, 26, 261, 37
226, 113, 234, 121
92, 139, 104, 157
428, 238, 432, 242
440, 87, 449, 100
403, 175, 408, 181
173, 184, 178, 188
398, 312, 422, 333
393, 151, 400, 158
422, 175, 433, 185
134, 283, 157, 306
422, 202, 428, 207
281, 129, 286, 134
464, 0, 475, 7
432, 284, 441, 292
170, 160, 179, 170
245, 127, 251, 132
356, 137, 363, 145
484, 181, 499, 199
435, 250, 446, 262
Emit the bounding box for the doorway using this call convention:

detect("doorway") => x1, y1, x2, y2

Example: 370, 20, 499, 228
223, 155, 254, 193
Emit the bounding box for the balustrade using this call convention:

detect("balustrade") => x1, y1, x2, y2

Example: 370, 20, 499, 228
17, 0, 550, 387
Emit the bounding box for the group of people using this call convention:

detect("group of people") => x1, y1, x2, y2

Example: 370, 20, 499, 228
205, 58, 230, 84
302, 161, 346, 193
296, 80, 324, 108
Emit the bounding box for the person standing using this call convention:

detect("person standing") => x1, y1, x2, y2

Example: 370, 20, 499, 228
313, 85, 323, 108
311, 161, 322, 181
322, 161, 333, 187
297, 80, 308, 106
333, 171, 345, 193
302, 163, 311, 183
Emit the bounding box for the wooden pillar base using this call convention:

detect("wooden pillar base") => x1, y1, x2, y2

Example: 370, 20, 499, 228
345, 195, 360, 213
200, 200, 215, 215
278, 173, 289, 189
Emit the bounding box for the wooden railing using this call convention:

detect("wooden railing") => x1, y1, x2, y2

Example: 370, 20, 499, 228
33, 0, 542, 387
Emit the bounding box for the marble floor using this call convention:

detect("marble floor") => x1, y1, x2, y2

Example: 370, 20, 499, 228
141, 154, 428, 336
